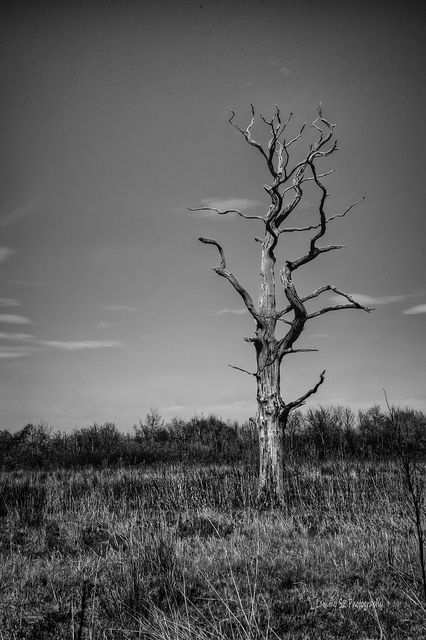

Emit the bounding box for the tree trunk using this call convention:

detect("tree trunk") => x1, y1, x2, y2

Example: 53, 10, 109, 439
256, 231, 285, 506
257, 360, 284, 506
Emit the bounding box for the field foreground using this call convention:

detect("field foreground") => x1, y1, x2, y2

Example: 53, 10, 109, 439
0, 462, 425, 639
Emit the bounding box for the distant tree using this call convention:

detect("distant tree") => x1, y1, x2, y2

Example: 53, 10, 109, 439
73, 422, 121, 465
358, 405, 386, 456
191, 105, 371, 505
10, 421, 52, 467
134, 408, 166, 442
384, 397, 426, 602
0, 430, 13, 465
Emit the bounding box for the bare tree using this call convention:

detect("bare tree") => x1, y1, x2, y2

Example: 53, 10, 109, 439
190, 105, 371, 505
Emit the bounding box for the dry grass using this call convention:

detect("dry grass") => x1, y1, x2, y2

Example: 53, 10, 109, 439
0, 461, 425, 639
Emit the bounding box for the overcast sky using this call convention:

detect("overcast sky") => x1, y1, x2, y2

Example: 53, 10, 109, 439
1, 0, 425, 431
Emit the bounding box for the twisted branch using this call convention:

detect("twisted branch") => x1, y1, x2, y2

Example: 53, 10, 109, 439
198, 237, 259, 321
188, 206, 265, 222
279, 195, 365, 234
284, 370, 326, 413
285, 156, 336, 271
277, 284, 372, 318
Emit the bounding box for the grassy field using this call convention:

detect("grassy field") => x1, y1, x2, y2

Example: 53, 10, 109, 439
0, 461, 425, 639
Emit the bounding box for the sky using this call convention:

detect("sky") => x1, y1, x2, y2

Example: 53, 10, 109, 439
0, 0, 425, 432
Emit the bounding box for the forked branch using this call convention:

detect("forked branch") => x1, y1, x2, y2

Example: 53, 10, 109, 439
277, 283, 372, 318
284, 370, 326, 414
198, 237, 259, 321
306, 286, 373, 318
286, 158, 340, 271
229, 105, 269, 165
279, 195, 365, 234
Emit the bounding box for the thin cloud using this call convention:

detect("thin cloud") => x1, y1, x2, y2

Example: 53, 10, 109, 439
40, 340, 123, 351
0, 345, 35, 359
0, 247, 16, 263
0, 332, 34, 341
329, 293, 417, 306
101, 305, 136, 312
162, 404, 186, 412
0, 298, 21, 307
215, 308, 248, 316
0, 314, 32, 324
403, 304, 426, 315
0, 351, 28, 359
200, 198, 262, 211
96, 321, 116, 329
0, 332, 123, 353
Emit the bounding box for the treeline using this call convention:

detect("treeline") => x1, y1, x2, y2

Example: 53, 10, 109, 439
0, 405, 425, 469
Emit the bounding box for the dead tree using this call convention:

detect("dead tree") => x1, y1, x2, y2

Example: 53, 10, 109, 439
190, 105, 372, 505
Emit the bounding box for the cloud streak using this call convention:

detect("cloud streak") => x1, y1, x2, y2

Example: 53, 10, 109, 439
0, 247, 16, 263
0, 332, 124, 356
39, 340, 124, 351
96, 321, 116, 329
215, 308, 248, 316
0, 351, 29, 359
329, 293, 418, 306
0, 298, 21, 307
0, 314, 32, 324
403, 304, 426, 315
200, 198, 262, 211
0, 332, 34, 341
0, 345, 35, 359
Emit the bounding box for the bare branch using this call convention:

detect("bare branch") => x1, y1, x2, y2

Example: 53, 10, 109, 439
302, 284, 360, 305
286, 159, 335, 271
308, 303, 372, 319
273, 111, 336, 229
229, 106, 269, 163
276, 264, 309, 357
326, 194, 365, 223
198, 237, 259, 321
277, 283, 372, 319
228, 363, 257, 377
230, 106, 301, 188
285, 122, 307, 148
278, 194, 365, 234
282, 348, 319, 354
306, 286, 373, 317
198, 237, 226, 269
188, 206, 265, 222
280, 169, 335, 197
317, 244, 346, 254
284, 370, 326, 413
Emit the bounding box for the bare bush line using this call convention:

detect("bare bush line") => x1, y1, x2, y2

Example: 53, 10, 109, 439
1, 404, 425, 471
